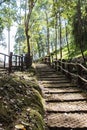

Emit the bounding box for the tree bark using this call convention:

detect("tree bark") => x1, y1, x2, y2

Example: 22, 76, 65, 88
24, 0, 37, 67
8, 27, 10, 55
24, 0, 37, 55
65, 21, 70, 59
77, 0, 86, 64
55, 12, 58, 60
45, 11, 50, 55
59, 11, 62, 60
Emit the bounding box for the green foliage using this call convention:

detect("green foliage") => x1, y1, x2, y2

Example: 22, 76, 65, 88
14, 26, 26, 54
0, 0, 17, 50
1, 0, 87, 60
0, 0, 17, 28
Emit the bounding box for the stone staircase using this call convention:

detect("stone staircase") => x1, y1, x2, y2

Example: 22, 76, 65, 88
36, 63, 87, 130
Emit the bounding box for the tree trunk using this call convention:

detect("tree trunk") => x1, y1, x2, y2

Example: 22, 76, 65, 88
45, 12, 50, 55
25, 27, 32, 68
24, 0, 31, 68
47, 27, 50, 55
77, 0, 86, 64
37, 42, 41, 58
59, 11, 62, 60
55, 12, 58, 60
80, 43, 86, 65
24, 0, 37, 67
8, 27, 10, 55
26, 32, 30, 57
65, 21, 70, 59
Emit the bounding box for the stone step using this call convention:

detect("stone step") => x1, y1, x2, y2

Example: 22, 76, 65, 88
43, 87, 81, 93
43, 83, 76, 88
39, 77, 67, 81
37, 74, 65, 78
38, 71, 55, 73
47, 113, 87, 129
38, 73, 63, 77
37, 69, 55, 71
45, 91, 82, 94
41, 80, 70, 84
46, 101, 87, 113
45, 93, 87, 102
46, 98, 87, 102
36, 64, 87, 130
38, 75, 65, 78
47, 127, 86, 130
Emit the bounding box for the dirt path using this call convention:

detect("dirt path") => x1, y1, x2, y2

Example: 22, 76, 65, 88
36, 63, 87, 130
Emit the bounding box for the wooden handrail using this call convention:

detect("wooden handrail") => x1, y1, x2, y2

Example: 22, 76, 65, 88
44, 56, 87, 89
0, 52, 25, 73
0, 53, 9, 69
57, 60, 87, 87
0, 52, 9, 57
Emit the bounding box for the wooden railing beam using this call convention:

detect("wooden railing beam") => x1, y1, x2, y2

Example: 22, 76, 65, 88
44, 54, 87, 89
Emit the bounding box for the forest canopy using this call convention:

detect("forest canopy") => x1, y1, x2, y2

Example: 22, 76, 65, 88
0, 0, 87, 62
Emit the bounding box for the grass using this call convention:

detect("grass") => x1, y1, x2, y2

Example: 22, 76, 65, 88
53, 43, 87, 60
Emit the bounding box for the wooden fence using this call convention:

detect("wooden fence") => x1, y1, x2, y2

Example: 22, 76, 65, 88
0, 52, 9, 69
0, 52, 25, 73
43, 55, 87, 89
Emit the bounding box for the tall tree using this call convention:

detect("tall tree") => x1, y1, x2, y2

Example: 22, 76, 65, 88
0, 0, 17, 54
24, 0, 37, 56
73, 0, 86, 63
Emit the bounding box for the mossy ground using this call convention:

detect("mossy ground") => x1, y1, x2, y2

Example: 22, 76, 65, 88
0, 66, 45, 130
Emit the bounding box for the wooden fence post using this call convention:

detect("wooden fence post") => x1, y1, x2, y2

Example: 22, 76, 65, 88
15, 55, 17, 68
54, 60, 57, 70
51, 54, 53, 67
21, 54, 23, 71
57, 59, 61, 71
19, 56, 21, 67
4, 55, 6, 69
67, 62, 71, 80
9, 52, 13, 73
52, 55, 53, 64
77, 64, 82, 86
48, 55, 50, 65
61, 59, 66, 74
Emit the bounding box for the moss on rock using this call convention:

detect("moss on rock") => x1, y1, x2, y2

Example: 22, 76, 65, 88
0, 69, 45, 130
